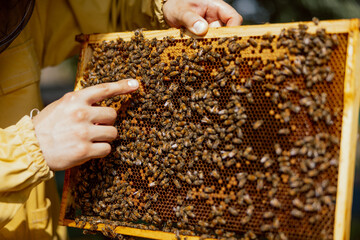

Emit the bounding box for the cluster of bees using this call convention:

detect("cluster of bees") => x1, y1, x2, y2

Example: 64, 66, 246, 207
67, 19, 345, 240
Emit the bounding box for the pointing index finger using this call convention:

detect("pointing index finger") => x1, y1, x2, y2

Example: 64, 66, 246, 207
78, 79, 139, 105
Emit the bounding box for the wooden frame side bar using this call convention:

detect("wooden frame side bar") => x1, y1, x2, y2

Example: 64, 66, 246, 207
334, 18, 360, 240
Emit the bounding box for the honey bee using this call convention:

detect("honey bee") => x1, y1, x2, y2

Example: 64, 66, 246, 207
308, 169, 319, 177
201, 116, 213, 124
260, 41, 272, 50
319, 162, 330, 172
185, 37, 194, 46
219, 77, 228, 87
270, 198, 282, 208
292, 198, 304, 209
304, 202, 321, 212
243, 194, 253, 205
212, 89, 221, 97
274, 143, 282, 155
326, 185, 337, 195
277, 156, 289, 162
228, 41, 240, 53
225, 159, 236, 168
234, 57, 242, 65
240, 215, 251, 225
278, 128, 290, 135
245, 230, 257, 240
228, 207, 239, 216
187, 211, 196, 218
257, 179, 264, 190
272, 217, 280, 229
153, 215, 162, 224
309, 214, 321, 224
239, 42, 250, 50
247, 174, 257, 181
274, 75, 286, 84
218, 37, 228, 44
255, 70, 266, 78
173, 178, 182, 189
133, 209, 141, 219
260, 224, 272, 232
263, 211, 275, 219
221, 59, 230, 66
321, 195, 334, 207
312, 17, 320, 25
152, 193, 159, 202
235, 85, 249, 94
191, 39, 198, 49
226, 125, 236, 133
142, 213, 152, 223
196, 171, 203, 180
210, 169, 220, 179
217, 216, 227, 225
223, 119, 234, 126
252, 59, 261, 69
185, 175, 192, 185
247, 154, 258, 161
248, 37, 258, 47
288, 148, 299, 157
252, 75, 264, 82
290, 209, 304, 218
236, 172, 247, 180
253, 120, 264, 130
246, 205, 254, 216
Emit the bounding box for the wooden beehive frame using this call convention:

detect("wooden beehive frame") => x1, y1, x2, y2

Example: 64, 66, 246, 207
59, 19, 360, 240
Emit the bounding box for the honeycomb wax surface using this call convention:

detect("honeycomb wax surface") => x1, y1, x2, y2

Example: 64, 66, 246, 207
66, 24, 347, 240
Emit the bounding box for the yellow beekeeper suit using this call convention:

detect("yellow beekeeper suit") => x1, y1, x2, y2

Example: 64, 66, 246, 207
0, 0, 167, 239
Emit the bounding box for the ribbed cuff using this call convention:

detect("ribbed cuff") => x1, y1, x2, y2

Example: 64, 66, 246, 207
16, 116, 54, 180
154, 0, 169, 29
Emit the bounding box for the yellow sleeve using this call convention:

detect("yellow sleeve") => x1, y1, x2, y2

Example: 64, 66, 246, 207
39, 0, 168, 67
0, 116, 53, 229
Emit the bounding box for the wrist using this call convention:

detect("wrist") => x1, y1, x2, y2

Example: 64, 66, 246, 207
19, 116, 54, 178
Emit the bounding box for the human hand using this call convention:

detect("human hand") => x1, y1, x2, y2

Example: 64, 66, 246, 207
163, 0, 243, 36
32, 79, 139, 171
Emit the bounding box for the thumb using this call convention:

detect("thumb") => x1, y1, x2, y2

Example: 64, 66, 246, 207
182, 11, 209, 35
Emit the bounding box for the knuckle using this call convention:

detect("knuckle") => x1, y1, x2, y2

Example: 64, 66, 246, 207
101, 144, 112, 156
181, 11, 192, 24
75, 127, 90, 140
62, 92, 77, 102
97, 83, 112, 95
75, 143, 89, 160
72, 108, 89, 122
108, 108, 117, 120
109, 127, 118, 140
238, 14, 243, 24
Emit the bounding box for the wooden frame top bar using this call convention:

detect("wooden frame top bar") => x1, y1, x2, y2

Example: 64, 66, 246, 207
76, 19, 359, 44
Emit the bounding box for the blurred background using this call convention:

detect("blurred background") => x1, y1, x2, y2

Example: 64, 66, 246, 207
40, 0, 360, 239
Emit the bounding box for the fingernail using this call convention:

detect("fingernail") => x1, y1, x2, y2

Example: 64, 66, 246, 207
209, 20, 223, 28
193, 20, 207, 34
128, 79, 139, 88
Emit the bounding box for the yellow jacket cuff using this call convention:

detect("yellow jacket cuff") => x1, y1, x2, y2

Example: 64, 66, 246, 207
17, 116, 54, 181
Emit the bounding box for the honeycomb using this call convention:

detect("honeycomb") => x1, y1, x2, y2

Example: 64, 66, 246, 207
60, 19, 358, 240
